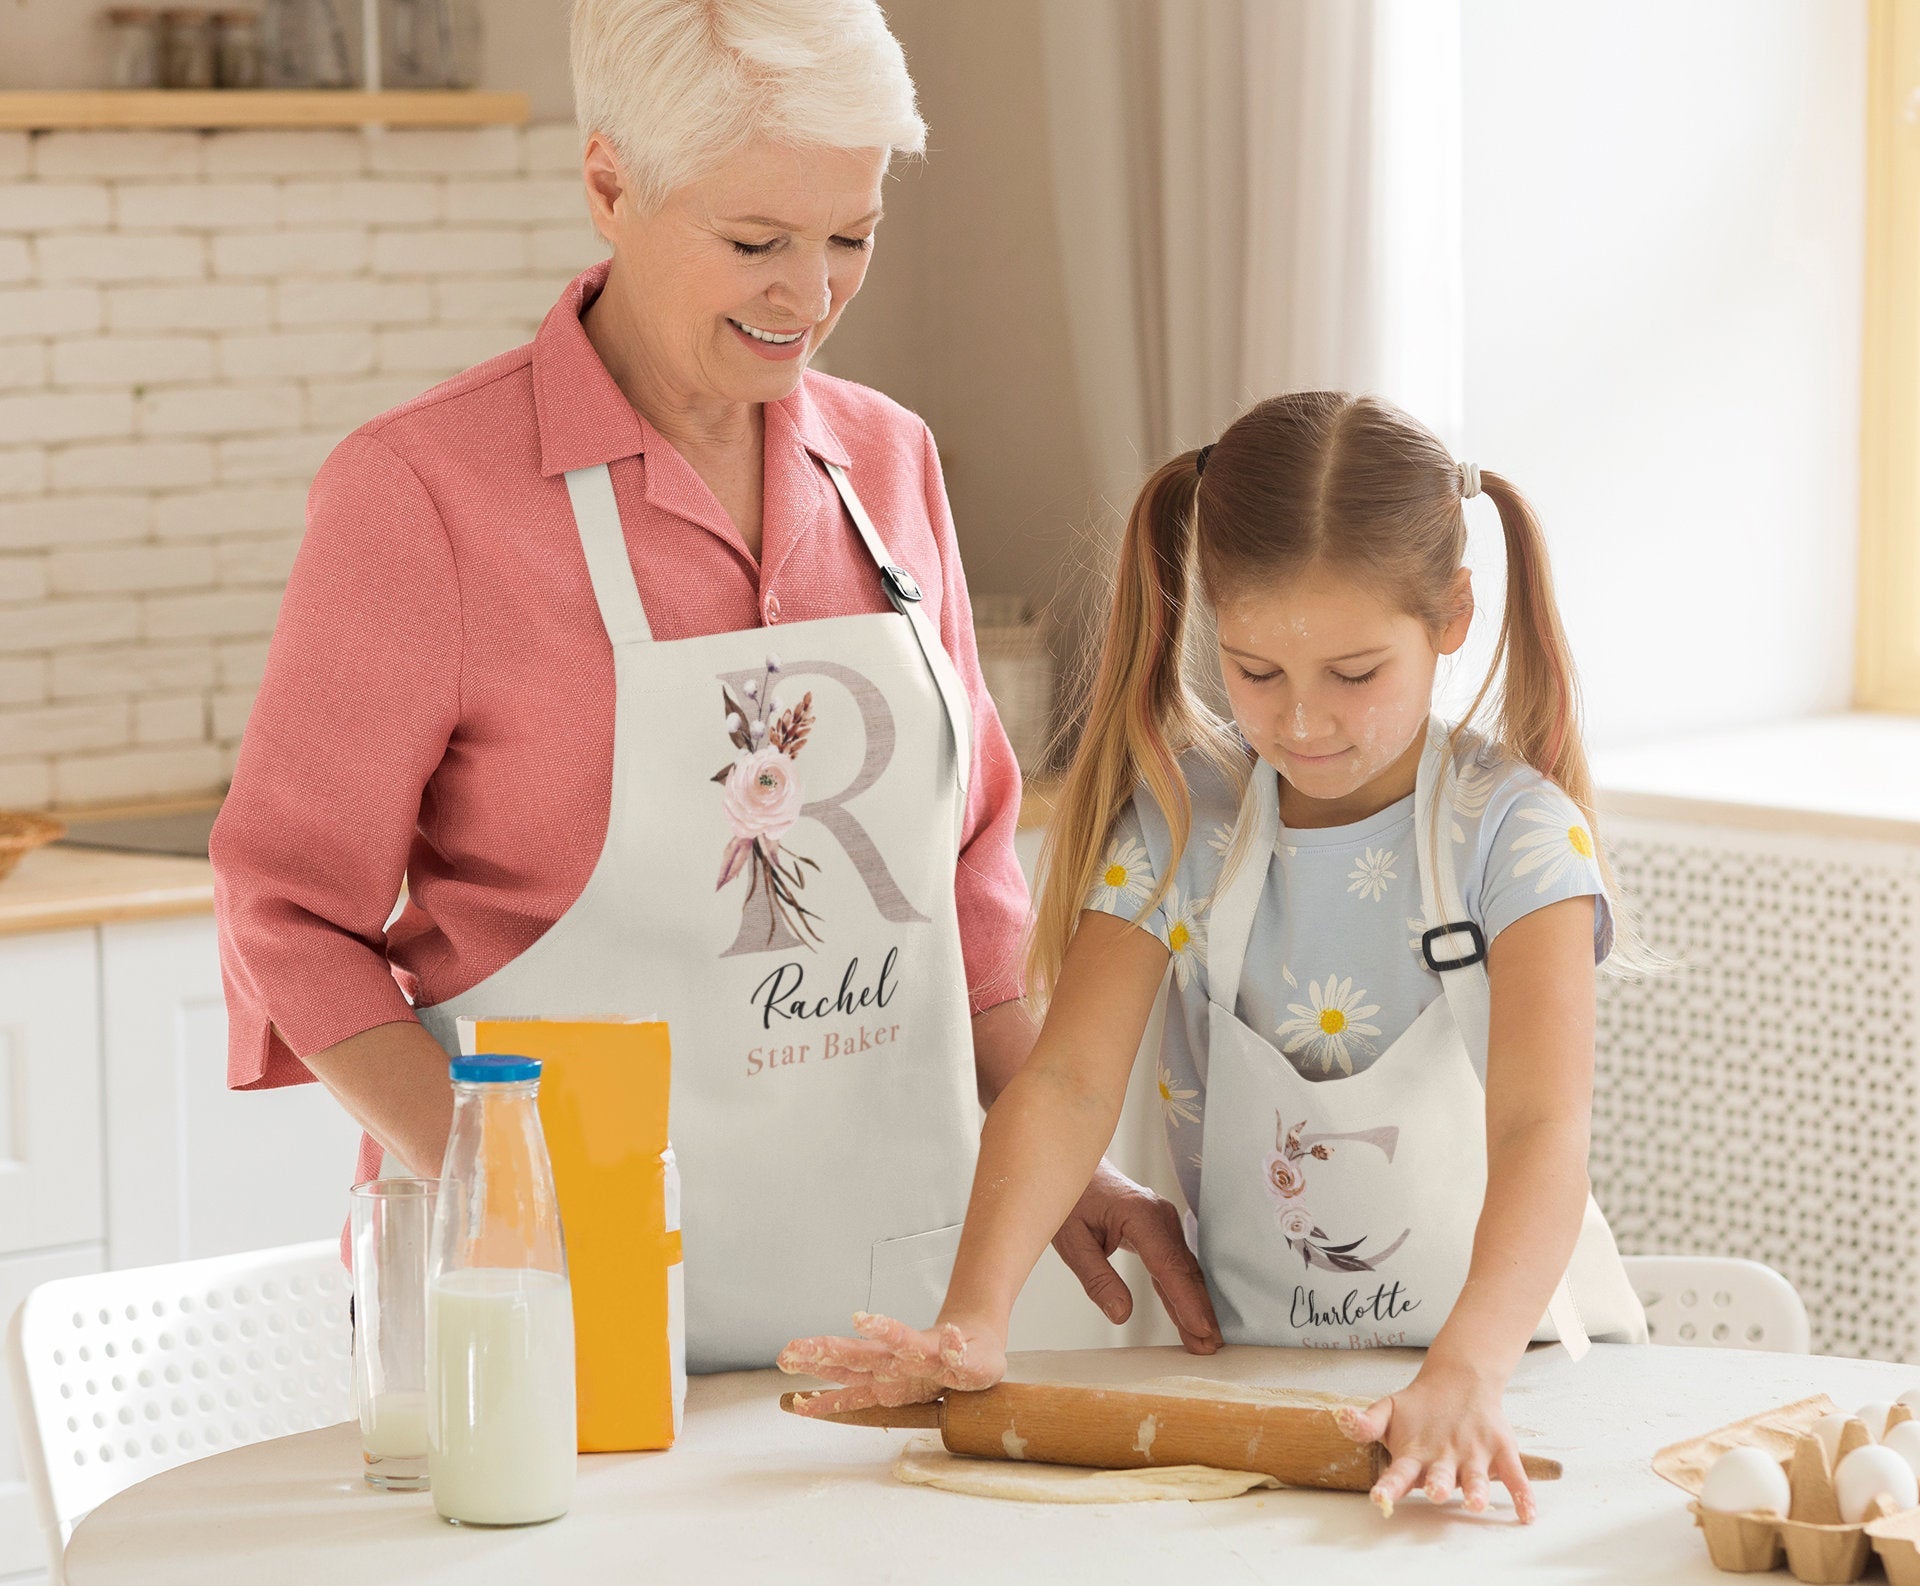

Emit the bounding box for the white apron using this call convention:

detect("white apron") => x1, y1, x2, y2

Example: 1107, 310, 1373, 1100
1195, 722, 1646, 1354
402, 455, 981, 1373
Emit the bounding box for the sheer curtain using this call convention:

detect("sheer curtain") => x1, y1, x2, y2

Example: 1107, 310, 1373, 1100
1040, 0, 1466, 514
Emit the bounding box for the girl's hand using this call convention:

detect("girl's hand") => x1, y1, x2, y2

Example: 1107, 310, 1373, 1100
776, 1312, 1006, 1416
1333, 1359, 1535, 1524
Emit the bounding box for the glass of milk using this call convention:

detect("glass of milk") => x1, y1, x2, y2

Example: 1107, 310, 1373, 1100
426, 1053, 577, 1527
349, 1176, 440, 1490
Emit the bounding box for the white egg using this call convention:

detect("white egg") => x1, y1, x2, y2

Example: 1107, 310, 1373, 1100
1858, 1403, 1896, 1442
1701, 1446, 1791, 1516
1815, 1412, 1855, 1467
1884, 1421, 1920, 1480
1899, 1388, 1920, 1419
1835, 1444, 1920, 1523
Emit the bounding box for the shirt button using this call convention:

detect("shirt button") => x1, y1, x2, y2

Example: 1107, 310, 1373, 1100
765, 593, 782, 623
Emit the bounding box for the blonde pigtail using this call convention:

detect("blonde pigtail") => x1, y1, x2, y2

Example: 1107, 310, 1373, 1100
1024, 452, 1239, 1009
1463, 471, 1657, 974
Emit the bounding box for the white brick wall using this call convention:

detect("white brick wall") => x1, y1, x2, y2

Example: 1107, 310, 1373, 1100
0, 124, 607, 810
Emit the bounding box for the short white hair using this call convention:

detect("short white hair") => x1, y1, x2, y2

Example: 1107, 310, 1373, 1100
571, 0, 927, 211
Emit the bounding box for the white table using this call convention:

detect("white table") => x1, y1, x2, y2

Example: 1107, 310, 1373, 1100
63, 1343, 1908, 1585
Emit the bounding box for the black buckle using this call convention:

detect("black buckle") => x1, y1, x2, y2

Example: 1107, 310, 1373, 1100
882, 564, 922, 605
1421, 921, 1487, 973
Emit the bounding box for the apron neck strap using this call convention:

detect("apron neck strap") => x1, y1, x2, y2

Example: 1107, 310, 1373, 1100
1212, 727, 1466, 1013
564, 464, 653, 645
1205, 759, 1276, 1013
562, 456, 974, 816
1413, 720, 1492, 1061
822, 459, 974, 814
1413, 720, 1594, 1360
1413, 720, 1468, 932
822, 461, 917, 611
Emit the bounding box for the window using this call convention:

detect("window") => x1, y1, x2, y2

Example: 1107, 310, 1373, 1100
1860, 0, 1920, 710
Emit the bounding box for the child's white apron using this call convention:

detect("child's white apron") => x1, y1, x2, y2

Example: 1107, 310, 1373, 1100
1195, 722, 1646, 1353
394, 456, 980, 1373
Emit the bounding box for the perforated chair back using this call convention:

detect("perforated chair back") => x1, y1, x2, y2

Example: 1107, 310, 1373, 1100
1623, 1254, 1811, 1354
6, 1240, 352, 1582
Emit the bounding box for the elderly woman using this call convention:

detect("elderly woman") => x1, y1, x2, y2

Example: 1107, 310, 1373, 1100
212, 0, 1218, 1371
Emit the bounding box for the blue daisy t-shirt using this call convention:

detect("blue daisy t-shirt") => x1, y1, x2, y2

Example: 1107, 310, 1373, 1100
1082, 729, 1612, 1217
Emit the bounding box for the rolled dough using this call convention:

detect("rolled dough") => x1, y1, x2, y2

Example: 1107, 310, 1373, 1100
893, 1438, 1281, 1504
887, 1376, 1374, 1504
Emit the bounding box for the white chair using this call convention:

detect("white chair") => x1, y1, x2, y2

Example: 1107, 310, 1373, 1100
6, 1240, 353, 1585
1623, 1254, 1811, 1354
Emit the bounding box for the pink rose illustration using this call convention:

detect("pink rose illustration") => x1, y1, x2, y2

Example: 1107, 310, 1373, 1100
714, 661, 824, 947
1263, 1150, 1305, 1200
723, 746, 804, 844
1276, 1205, 1314, 1241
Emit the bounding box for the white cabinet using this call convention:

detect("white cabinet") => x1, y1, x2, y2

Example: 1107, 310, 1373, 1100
0, 929, 103, 1259
100, 918, 364, 1269
0, 914, 364, 1583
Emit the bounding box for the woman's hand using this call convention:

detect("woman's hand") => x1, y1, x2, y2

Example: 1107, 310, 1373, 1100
1334, 1357, 1534, 1523
777, 1312, 1006, 1417
1053, 1162, 1221, 1353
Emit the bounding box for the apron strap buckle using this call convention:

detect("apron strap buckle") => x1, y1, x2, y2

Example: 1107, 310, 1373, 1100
881, 564, 923, 608
1421, 920, 1487, 973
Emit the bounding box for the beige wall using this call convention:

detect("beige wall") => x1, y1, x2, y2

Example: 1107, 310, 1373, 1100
822, 0, 1095, 611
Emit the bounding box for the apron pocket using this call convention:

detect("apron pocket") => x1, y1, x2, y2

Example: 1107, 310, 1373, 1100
868, 1224, 964, 1328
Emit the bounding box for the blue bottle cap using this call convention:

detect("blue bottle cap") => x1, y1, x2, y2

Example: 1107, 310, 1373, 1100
449, 1053, 542, 1084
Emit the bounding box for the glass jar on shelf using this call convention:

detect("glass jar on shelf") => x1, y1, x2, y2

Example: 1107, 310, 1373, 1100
213, 8, 264, 88
383, 0, 483, 89
159, 7, 217, 89
381, 0, 436, 89
443, 0, 482, 90
103, 7, 163, 89
260, 0, 354, 88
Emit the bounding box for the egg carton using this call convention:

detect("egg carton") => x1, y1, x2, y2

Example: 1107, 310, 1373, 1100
1656, 1395, 1920, 1584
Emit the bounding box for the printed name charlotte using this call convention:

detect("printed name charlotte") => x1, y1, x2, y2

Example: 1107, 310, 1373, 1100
1294, 1280, 1422, 1349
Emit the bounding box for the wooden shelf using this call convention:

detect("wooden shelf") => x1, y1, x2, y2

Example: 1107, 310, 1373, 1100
0, 90, 531, 130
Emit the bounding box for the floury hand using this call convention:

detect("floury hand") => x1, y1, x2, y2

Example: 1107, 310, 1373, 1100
1334, 1357, 1536, 1524
777, 1312, 1005, 1415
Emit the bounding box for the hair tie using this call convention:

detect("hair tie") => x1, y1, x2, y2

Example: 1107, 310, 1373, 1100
1459, 461, 1481, 500
1195, 443, 1214, 477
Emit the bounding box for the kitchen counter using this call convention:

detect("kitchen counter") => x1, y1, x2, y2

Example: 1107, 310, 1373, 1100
0, 843, 213, 937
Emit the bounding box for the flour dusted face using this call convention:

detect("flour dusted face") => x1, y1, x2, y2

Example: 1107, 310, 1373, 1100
1216, 564, 1471, 827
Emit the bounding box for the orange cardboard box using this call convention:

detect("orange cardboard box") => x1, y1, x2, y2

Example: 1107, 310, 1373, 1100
460, 1016, 684, 1452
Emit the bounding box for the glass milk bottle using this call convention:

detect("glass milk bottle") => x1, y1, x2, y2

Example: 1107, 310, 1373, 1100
427, 1054, 577, 1526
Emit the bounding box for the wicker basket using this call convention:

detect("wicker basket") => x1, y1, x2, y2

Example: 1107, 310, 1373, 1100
0, 810, 65, 882
971, 595, 1056, 776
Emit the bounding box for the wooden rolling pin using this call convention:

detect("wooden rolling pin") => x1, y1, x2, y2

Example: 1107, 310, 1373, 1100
781, 1381, 1563, 1492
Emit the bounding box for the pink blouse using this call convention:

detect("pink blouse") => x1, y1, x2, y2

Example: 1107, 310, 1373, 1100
213, 261, 1029, 1092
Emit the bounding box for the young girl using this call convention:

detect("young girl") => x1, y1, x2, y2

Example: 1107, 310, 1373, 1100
781, 392, 1648, 1521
